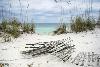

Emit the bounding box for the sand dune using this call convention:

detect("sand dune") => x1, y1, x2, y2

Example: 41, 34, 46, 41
0, 28, 100, 67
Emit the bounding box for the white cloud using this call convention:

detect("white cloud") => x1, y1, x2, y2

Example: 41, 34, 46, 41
0, 0, 100, 23
8, 0, 59, 12
6, 0, 100, 15
92, 2, 100, 10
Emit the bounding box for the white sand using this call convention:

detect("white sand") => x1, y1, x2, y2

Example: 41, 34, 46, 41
0, 28, 100, 67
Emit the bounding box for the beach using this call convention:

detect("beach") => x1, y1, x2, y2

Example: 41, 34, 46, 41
0, 28, 100, 67
0, 0, 100, 67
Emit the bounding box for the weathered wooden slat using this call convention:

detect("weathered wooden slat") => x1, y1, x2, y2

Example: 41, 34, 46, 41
22, 39, 75, 62
54, 47, 74, 61
26, 44, 35, 46
51, 45, 75, 54
50, 44, 66, 52
63, 55, 71, 62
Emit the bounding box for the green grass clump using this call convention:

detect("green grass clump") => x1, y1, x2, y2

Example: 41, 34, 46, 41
53, 23, 66, 35
30, 23, 35, 33
23, 23, 35, 33
10, 19, 21, 27
1, 19, 8, 32
86, 18, 95, 30
6, 19, 20, 38
71, 17, 95, 33
10, 26, 20, 38
0, 18, 20, 38
0, 18, 35, 38
23, 23, 30, 33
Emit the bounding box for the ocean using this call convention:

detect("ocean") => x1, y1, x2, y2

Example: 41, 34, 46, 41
35, 23, 70, 35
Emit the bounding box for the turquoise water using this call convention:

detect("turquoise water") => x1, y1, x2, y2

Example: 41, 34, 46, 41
35, 23, 70, 35
35, 23, 58, 35
35, 27, 55, 35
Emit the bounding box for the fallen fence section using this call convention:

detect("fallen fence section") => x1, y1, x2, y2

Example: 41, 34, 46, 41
22, 38, 75, 62
71, 52, 100, 67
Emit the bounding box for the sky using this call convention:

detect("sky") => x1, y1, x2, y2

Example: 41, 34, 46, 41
0, 0, 100, 23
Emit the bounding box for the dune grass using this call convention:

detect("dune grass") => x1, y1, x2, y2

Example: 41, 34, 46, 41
23, 23, 35, 34
53, 23, 66, 35
0, 18, 35, 38
71, 16, 95, 33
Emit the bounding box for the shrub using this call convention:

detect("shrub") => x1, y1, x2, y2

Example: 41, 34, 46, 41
71, 17, 87, 32
53, 23, 66, 35
7, 20, 20, 38
23, 23, 35, 33
1, 19, 8, 32
30, 23, 35, 33
71, 16, 95, 33
10, 19, 21, 27
1, 18, 21, 38
23, 23, 30, 33
1, 18, 35, 38
85, 18, 95, 30
11, 26, 20, 38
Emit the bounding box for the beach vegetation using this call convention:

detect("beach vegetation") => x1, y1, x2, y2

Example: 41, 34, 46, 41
85, 18, 95, 30
30, 23, 35, 33
23, 23, 35, 33
53, 23, 66, 35
1, 19, 8, 32
9, 25, 20, 38
0, 18, 35, 38
1, 18, 20, 38
9, 18, 21, 27
96, 11, 100, 28
71, 16, 95, 33
23, 23, 30, 33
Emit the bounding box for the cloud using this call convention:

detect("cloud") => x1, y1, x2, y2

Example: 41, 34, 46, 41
0, 0, 100, 23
